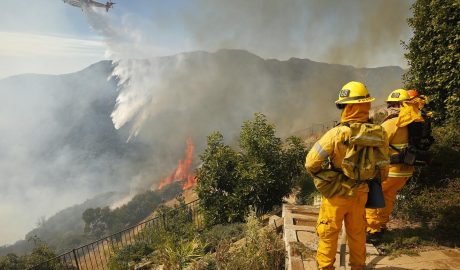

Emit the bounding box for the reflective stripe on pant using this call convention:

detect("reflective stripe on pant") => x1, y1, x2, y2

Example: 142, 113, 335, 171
366, 176, 409, 233
316, 191, 368, 270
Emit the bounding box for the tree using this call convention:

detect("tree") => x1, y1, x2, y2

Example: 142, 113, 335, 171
403, 0, 460, 123
25, 239, 59, 270
0, 237, 64, 270
239, 113, 295, 212
196, 113, 309, 226
81, 185, 181, 238
0, 253, 25, 270
196, 132, 242, 226
283, 136, 316, 204
82, 207, 111, 239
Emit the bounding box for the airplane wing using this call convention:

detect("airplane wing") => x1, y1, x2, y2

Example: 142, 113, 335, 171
63, 0, 83, 8
88, 0, 107, 8
63, 0, 114, 12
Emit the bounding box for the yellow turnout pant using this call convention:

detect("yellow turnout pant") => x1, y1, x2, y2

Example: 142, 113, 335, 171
366, 176, 409, 233
316, 191, 368, 270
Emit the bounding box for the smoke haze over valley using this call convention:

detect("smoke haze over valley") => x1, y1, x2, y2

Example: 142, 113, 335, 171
0, 0, 413, 247
0, 50, 403, 246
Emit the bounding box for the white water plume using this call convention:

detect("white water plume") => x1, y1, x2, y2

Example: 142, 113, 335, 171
82, 7, 182, 139
110, 55, 189, 140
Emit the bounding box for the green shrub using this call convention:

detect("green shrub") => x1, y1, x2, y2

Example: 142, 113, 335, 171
397, 179, 460, 242
156, 238, 206, 270
191, 213, 285, 270
0, 253, 25, 270
200, 223, 245, 252
108, 198, 201, 270
403, 0, 460, 123
0, 237, 66, 270
213, 212, 285, 270
294, 172, 316, 205
108, 241, 154, 270
82, 183, 183, 239
197, 113, 308, 226
411, 122, 460, 188
391, 121, 460, 247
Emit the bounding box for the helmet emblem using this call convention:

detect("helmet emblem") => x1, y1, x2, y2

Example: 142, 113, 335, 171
339, 89, 350, 98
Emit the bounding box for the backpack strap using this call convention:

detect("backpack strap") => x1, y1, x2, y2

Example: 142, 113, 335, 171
382, 113, 398, 123
339, 120, 373, 127
390, 144, 401, 153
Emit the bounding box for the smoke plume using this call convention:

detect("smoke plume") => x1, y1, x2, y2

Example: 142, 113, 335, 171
81, 0, 408, 193
160, 0, 413, 67
0, 0, 411, 246
95, 0, 412, 137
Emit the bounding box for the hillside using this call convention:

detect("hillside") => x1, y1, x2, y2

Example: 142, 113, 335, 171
0, 49, 404, 248
0, 192, 121, 256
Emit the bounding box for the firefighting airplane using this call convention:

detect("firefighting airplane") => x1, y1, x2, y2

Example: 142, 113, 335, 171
63, 0, 115, 12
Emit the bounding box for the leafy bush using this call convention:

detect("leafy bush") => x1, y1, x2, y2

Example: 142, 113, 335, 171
156, 238, 206, 270
397, 180, 460, 241
396, 0, 460, 248
195, 131, 243, 226
294, 170, 316, 205
108, 203, 284, 270
108, 241, 154, 270
196, 113, 309, 226
392, 123, 460, 248
412, 122, 460, 188
199, 212, 285, 270
391, 0, 460, 252
199, 223, 245, 253
393, 122, 460, 202
403, 0, 460, 123
0, 253, 25, 270
107, 198, 202, 270
233, 213, 285, 270
0, 237, 65, 270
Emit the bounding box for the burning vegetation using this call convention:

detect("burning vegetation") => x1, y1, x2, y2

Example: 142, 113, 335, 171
156, 138, 197, 191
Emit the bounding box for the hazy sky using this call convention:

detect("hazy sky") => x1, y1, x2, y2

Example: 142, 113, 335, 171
0, 0, 413, 79
0, 0, 414, 246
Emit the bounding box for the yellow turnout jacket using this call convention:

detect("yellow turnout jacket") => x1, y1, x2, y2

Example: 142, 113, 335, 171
382, 117, 414, 178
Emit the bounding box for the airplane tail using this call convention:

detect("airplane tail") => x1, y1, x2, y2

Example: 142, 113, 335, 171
106, 1, 115, 12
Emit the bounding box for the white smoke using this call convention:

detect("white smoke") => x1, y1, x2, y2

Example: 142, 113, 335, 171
82, 7, 178, 139
81, 0, 412, 138
110, 55, 189, 140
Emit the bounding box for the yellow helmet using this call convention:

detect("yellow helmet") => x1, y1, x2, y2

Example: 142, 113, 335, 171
386, 89, 411, 102
335, 81, 375, 104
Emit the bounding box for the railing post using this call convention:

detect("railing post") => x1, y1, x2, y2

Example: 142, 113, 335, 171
72, 249, 80, 270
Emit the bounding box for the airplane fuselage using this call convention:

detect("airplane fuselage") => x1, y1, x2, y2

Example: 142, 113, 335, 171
62, 0, 113, 11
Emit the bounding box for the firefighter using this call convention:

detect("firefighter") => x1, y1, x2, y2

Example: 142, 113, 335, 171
365, 89, 424, 240
305, 81, 388, 270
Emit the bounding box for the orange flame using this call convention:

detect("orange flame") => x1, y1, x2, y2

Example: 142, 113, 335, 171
156, 138, 197, 190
